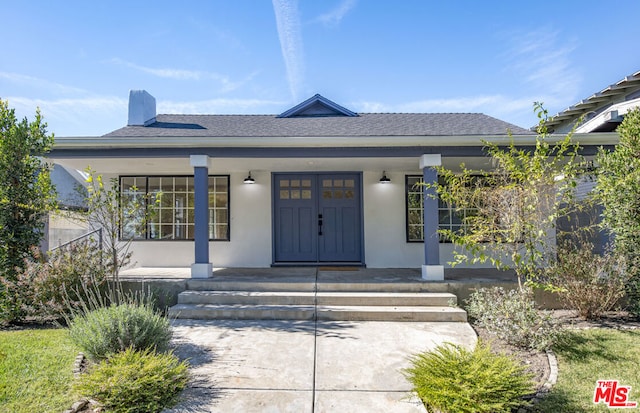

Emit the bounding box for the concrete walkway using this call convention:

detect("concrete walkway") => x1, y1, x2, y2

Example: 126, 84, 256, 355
165, 319, 477, 413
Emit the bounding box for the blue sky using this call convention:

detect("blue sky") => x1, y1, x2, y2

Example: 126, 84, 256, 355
2, 0, 640, 136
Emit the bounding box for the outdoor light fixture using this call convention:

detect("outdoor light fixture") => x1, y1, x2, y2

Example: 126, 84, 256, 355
379, 171, 391, 184
243, 172, 255, 184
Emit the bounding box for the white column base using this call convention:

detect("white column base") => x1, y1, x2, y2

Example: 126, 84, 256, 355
191, 263, 213, 278
421, 265, 444, 281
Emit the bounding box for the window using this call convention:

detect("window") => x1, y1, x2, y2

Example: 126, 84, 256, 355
405, 175, 476, 242
406, 176, 425, 242
120, 175, 229, 241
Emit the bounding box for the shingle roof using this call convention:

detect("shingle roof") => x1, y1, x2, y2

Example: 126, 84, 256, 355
104, 112, 532, 138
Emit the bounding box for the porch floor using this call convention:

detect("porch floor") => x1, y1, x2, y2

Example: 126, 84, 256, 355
119, 266, 518, 284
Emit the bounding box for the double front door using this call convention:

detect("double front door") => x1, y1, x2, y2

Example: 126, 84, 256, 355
274, 173, 362, 263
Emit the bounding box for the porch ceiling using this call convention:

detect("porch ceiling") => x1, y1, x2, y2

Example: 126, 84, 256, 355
51, 156, 494, 175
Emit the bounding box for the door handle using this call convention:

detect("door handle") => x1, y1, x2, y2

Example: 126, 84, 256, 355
318, 214, 323, 236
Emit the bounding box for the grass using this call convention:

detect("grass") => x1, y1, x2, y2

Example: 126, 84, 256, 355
534, 328, 640, 412
0, 328, 79, 413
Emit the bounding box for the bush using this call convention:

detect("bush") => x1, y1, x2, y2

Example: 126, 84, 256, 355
466, 286, 560, 350
74, 347, 189, 413
69, 303, 172, 361
0, 242, 106, 324
404, 342, 535, 413
546, 240, 627, 319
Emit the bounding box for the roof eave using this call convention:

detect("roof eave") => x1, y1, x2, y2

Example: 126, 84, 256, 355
52, 132, 616, 150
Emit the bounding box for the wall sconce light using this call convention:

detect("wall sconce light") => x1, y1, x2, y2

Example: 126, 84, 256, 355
243, 172, 255, 184
379, 171, 391, 184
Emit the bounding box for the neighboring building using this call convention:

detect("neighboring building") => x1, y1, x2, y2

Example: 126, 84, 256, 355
44, 164, 89, 250
48, 90, 618, 279
545, 70, 640, 134
546, 70, 640, 253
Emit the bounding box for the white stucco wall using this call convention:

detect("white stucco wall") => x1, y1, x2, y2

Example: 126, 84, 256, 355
362, 170, 497, 268
76, 163, 500, 269
129, 171, 273, 268
363, 170, 423, 267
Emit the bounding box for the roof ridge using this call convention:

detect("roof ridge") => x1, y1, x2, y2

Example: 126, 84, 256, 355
156, 112, 488, 116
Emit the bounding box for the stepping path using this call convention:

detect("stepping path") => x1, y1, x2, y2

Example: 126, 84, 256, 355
165, 319, 477, 413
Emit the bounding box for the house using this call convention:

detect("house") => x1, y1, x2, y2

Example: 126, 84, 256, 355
545, 70, 640, 134
546, 70, 640, 253
43, 164, 89, 250
48, 90, 619, 280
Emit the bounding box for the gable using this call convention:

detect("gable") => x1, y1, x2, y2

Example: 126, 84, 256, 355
278, 94, 358, 118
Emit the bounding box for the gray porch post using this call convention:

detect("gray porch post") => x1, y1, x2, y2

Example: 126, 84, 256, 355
420, 154, 444, 281
190, 155, 213, 278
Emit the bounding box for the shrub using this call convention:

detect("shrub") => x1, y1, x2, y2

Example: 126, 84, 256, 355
596, 107, 640, 317
546, 240, 627, 319
0, 242, 106, 324
466, 286, 560, 350
404, 342, 535, 413
69, 303, 172, 361
74, 347, 189, 413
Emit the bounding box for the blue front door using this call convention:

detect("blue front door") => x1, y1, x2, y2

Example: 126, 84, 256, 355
274, 173, 362, 263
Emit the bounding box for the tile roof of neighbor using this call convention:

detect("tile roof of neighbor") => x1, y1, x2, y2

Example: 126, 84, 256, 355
104, 113, 533, 138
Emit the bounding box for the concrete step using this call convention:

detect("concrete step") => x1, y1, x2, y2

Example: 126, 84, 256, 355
317, 292, 457, 306
187, 280, 315, 292
169, 304, 316, 320
318, 305, 468, 322
178, 290, 315, 306
168, 303, 467, 322
187, 279, 450, 293
177, 290, 457, 307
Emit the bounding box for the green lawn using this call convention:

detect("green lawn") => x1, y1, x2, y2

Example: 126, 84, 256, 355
0, 328, 79, 413
534, 328, 640, 412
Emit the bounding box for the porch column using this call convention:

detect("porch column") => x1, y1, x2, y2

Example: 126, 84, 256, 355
190, 155, 213, 278
420, 154, 444, 281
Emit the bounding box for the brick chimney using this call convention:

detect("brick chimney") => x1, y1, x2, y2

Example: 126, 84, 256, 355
127, 90, 156, 126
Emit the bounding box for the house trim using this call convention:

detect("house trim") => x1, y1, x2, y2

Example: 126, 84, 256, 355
51, 132, 618, 151
49, 140, 615, 162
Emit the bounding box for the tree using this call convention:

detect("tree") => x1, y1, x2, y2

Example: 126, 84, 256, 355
432, 104, 583, 289
79, 168, 154, 281
596, 107, 640, 316
0, 99, 56, 319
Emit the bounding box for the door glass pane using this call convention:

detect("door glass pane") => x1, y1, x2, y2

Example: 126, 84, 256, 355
334, 190, 343, 199
291, 180, 300, 187
345, 179, 355, 188
291, 190, 300, 199
323, 190, 332, 199
280, 180, 290, 188
302, 190, 312, 199
322, 179, 332, 187
334, 179, 343, 187
345, 190, 354, 199
301, 180, 312, 187
280, 190, 290, 199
